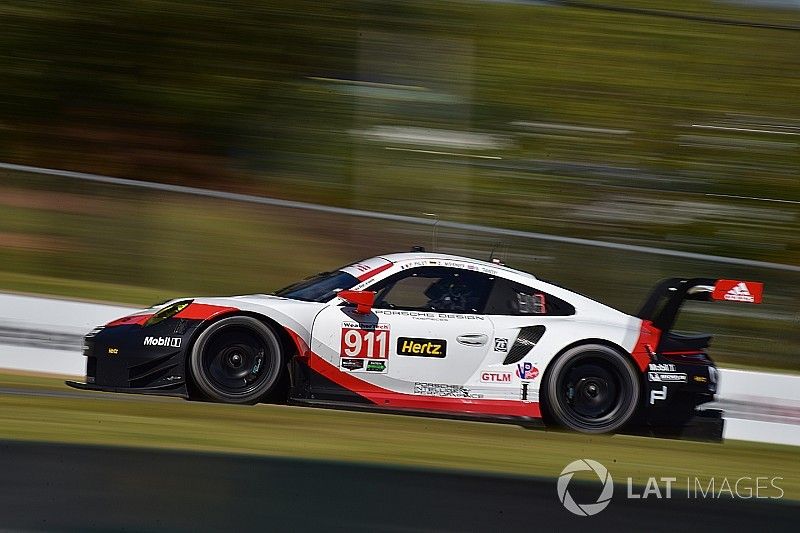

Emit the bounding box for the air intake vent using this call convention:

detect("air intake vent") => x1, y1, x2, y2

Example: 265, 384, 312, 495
503, 326, 546, 365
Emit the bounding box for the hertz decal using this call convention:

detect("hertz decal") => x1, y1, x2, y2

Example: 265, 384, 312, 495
397, 337, 447, 358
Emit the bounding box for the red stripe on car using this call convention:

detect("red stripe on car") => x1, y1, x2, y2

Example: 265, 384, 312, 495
174, 303, 238, 320
631, 319, 661, 372
311, 352, 541, 417
105, 314, 154, 327
357, 262, 392, 281
283, 327, 540, 418
284, 326, 312, 360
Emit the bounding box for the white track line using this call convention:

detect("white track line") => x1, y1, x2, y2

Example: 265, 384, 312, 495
690, 124, 800, 136
705, 193, 800, 205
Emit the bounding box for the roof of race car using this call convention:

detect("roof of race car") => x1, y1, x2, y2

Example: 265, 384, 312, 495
374, 252, 536, 280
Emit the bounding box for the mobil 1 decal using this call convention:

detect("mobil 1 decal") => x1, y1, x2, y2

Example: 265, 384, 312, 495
339, 322, 389, 373
397, 337, 447, 358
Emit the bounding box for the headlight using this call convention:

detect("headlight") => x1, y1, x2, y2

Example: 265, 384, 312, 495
144, 300, 193, 327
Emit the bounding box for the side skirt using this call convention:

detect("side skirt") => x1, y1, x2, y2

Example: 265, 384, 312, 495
289, 397, 546, 429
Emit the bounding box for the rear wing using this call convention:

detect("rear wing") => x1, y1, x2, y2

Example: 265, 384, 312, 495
637, 278, 763, 334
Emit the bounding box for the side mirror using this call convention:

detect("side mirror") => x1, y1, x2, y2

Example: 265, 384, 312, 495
339, 290, 375, 314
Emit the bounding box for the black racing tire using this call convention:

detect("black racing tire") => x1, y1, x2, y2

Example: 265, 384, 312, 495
543, 344, 640, 434
189, 316, 284, 404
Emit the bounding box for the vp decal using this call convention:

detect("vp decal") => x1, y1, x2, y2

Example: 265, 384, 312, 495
516, 362, 539, 380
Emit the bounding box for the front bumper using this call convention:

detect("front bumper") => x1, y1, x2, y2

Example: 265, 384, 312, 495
64, 317, 204, 397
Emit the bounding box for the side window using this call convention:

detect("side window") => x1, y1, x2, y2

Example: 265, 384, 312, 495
367, 267, 494, 314
484, 278, 575, 316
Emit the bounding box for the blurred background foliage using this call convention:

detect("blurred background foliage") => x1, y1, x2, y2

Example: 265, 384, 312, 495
0, 0, 798, 369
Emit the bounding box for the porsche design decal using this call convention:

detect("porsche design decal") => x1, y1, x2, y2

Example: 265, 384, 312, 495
373, 309, 485, 321
414, 382, 482, 398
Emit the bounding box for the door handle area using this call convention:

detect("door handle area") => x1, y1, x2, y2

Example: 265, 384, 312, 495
456, 334, 488, 347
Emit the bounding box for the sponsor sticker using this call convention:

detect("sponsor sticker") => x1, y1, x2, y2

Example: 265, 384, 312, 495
397, 337, 447, 358
648, 372, 687, 383
515, 362, 539, 380
711, 280, 763, 304
143, 336, 181, 348
340, 358, 365, 371
493, 338, 509, 352
480, 371, 512, 383
366, 360, 387, 373
107, 347, 119, 355
648, 363, 676, 372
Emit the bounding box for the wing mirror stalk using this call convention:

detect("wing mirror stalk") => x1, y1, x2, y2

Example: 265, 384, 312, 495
339, 290, 375, 314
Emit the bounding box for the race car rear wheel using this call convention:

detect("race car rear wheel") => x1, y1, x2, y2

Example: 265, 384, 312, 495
189, 316, 283, 404
543, 344, 640, 434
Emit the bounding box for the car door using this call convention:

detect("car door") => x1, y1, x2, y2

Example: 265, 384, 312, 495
368, 266, 496, 389
308, 266, 495, 400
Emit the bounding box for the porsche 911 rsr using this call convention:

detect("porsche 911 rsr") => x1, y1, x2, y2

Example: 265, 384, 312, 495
66, 252, 764, 438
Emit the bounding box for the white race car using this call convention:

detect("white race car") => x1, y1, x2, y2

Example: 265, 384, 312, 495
67, 251, 763, 436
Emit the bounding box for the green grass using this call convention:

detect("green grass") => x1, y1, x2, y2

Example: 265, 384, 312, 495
0, 373, 796, 499
0, 271, 173, 305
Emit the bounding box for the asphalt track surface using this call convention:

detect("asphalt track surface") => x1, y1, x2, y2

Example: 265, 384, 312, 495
0, 440, 797, 532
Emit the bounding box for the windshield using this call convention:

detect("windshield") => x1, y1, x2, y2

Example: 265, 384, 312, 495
273, 270, 360, 302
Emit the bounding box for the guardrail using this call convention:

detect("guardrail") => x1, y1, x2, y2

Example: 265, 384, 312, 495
3, 161, 799, 273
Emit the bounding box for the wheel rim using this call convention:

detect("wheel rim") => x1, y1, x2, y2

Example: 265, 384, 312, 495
201, 325, 273, 396
557, 355, 631, 428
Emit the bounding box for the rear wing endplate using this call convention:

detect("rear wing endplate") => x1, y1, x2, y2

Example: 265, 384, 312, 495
637, 278, 763, 333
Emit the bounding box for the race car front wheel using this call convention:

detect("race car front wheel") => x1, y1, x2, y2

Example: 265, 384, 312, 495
189, 316, 284, 404
543, 344, 640, 434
